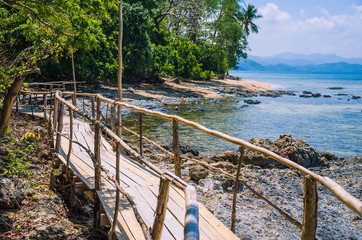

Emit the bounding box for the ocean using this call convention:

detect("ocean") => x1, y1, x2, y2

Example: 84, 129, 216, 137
124, 71, 362, 158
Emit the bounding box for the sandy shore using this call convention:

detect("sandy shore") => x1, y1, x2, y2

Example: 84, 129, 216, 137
99, 77, 273, 101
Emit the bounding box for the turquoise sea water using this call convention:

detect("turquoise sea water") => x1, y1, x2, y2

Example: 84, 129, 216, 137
125, 71, 362, 158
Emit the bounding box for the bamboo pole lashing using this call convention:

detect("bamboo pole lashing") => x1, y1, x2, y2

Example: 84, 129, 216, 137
152, 176, 170, 240
231, 146, 245, 233
301, 176, 318, 240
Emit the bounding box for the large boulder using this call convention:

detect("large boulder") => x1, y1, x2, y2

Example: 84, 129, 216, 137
161, 141, 199, 157
0, 178, 25, 209
243, 135, 326, 168
189, 165, 208, 181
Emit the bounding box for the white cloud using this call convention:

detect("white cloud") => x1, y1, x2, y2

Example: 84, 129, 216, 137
248, 3, 362, 57
258, 3, 292, 23
351, 5, 362, 12
299, 8, 305, 17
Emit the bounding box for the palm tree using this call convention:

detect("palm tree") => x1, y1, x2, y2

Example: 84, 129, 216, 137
238, 4, 262, 37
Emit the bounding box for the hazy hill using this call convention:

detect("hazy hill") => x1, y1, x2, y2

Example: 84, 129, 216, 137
237, 53, 362, 73
248, 53, 362, 65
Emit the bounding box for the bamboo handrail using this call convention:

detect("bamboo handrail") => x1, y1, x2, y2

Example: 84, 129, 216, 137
19, 90, 362, 240
23, 90, 361, 217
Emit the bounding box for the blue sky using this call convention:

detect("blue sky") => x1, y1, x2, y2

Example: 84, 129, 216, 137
246, 1, 362, 58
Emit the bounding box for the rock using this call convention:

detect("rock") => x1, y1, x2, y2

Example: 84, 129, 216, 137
299, 94, 312, 98
161, 141, 199, 157
219, 150, 240, 165
0, 178, 25, 209
328, 87, 344, 90
312, 93, 321, 97
244, 99, 261, 105
242, 135, 326, 168
171, 78, 181, 84
30, 225, 70, 239
189, 165, 208, 181
323, 95, 331, 98
352, 96, 361, 99
303, 91, 313, 94
127, 87, 135, 93
210, 161, 235, 171
319, 152, 338, 161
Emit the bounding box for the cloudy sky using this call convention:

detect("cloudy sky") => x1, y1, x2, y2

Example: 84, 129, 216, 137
246, 1, 362, 58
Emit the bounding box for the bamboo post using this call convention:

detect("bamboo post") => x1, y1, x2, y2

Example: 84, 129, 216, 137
301, 176, 318, 240
139, 113, 143, 156
55, 100, 64, 153
172, 118, 181, 177
91, 96, 95, 118
82, 96, 85, 113
231, 146, 245, 232
106, 103, 109, 123
43, 93, 47, 120
184, 186, 199, 240
65, 108, 73, 178
95, 97, 102, 190
111, 142, 121, 238
51, 92, 57, 148
72, 93, 77, 118
111, 105, 116, 149
70, 175, 76, 208
152, 177, 170, 240
94, 96, 102, 228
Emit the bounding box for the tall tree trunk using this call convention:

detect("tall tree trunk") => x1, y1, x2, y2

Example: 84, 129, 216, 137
117, 0, 123, 137
0, 77, 24, 137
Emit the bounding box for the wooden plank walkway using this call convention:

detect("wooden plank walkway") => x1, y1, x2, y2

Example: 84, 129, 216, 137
55, 116, 239, 240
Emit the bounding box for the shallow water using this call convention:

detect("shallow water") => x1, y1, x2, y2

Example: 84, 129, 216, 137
123, 71, 362, 158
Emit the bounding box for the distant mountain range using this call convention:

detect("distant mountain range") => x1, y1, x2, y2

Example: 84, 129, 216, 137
236, 53, 362, 73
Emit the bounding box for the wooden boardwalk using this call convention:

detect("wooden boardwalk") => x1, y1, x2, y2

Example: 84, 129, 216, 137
17, 89, 361, 240
56, 116, 239, 240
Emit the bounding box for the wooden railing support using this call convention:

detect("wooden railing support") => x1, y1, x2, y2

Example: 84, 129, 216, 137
55, 99, 64, 153
152, 176, 170, 240
111, 105, 116, 149
172, 118, 181, 177
65, 108, 73, 178
94, 96, 102, 228
231, 146, 245, 233
43, 93, 47, 120
139, 113, 143, 156
70, 175, 76, 208
301, 176, 318, 240
91, 96, 95, 118
184, 186, 199, 240
110, 142, 121, 239
95, 97, 102, 189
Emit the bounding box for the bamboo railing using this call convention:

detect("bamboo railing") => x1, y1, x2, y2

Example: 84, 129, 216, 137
18, 89, 362, 240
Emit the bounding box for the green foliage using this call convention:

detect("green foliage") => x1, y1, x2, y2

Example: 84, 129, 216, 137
1, 0, 261, 84
1, 130, 41, 181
